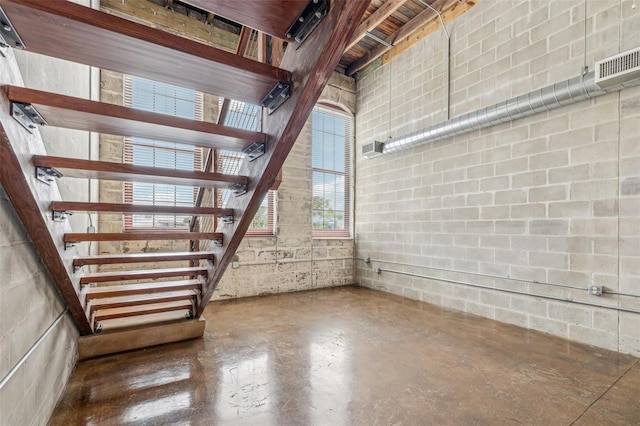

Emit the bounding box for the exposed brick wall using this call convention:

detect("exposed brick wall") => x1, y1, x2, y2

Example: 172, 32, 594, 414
97, 0, 358, 295
213, 75, 356, 299
355, 0, 640, 355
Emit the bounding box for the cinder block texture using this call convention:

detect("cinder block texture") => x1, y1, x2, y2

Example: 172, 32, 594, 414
355, 0, 640, 356
1, 186, 79, 425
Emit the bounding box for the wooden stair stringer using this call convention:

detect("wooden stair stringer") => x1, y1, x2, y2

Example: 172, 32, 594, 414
0, 50, 92, 334
197, 0, 370, 317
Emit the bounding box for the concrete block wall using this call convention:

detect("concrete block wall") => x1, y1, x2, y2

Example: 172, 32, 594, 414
0, 190, 78, 425
355, 0, 640, 355
1, 1, 96, 422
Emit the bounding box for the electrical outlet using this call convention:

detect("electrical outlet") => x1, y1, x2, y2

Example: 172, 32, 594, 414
588, 285, 602, 296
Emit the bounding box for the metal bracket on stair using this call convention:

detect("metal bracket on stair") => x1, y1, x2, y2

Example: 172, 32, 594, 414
212, 237, 223, 247
94, 322, 103, 333
36, 166, 63, 185
52, 210, 72, 222
11, 102, 47, 133
242, 142, 266, 161
231, 183, 247, 196
260, 82, 290, 115
0, 7, 25, 50
64, 242, 76, 251
285, 0, 328, 48
185, 309, 194, 320
220, 215, 234, 224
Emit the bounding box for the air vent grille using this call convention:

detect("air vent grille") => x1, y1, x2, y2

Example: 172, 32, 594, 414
595, 47, 640, 88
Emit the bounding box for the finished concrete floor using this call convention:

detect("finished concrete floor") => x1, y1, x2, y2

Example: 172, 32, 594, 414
50, 286, 639, 425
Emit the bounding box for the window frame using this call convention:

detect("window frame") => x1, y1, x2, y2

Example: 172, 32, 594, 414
123, 75, 203, 232
311, 103, 353, 238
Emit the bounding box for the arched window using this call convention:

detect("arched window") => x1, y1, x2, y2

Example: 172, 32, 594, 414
311, 103, 353, 238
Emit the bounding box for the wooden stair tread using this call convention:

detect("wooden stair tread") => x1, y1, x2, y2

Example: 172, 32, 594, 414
74, 251, 214, 267
80, 266, 207, 284
94, 299, 193, 321
33, 155, 248, 188
51, 201, 233, 216
5, 86, 264, 151
183, 0, 307, 39
0, 0, 291, 104
89, 290, 197, 312
85, 279, 203, 299
65, 232, 221, 243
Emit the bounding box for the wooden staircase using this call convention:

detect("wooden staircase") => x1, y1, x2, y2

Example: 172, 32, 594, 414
0, 0, 368, 356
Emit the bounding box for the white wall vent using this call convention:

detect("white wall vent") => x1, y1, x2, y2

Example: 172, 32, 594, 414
595, 47, 640, 88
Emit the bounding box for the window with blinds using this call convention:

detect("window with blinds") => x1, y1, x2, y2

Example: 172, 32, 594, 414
218, 98, 275, 236
123, 75, 203, 230
311, 104, 352, 238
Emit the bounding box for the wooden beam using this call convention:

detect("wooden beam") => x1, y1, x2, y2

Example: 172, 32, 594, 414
51, 201, 233, 217
74, 252, 215, 268
94, 300, 193, 321
345, 0, 409, 52
33, 155, 248, 188
236, 26, 252, 57
182, 0, 307, 39
0, 0, 291, 103
88, 290, 198, 313
196, 0, 370, 317
80, 267, 208, 284
84, 279, 203, 299
5, 86, 265, 152
382, 0, 478, 65
346, 0, 461, 76
0, 124, 92, 335
100, 0, 238, 52
65, 232, 221, 243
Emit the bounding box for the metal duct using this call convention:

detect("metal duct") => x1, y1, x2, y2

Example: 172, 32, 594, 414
375, 70, 628, 156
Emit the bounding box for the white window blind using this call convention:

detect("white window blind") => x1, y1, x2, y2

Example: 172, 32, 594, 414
311, 105, 352, 238
123, 75, 203, 230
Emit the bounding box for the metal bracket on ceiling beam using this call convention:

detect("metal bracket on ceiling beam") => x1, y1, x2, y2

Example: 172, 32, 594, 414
260, 82, 290, 115
11, 102, 47, 133
36, 166, 63, 185
285, 0, 328, 49
242, 142, 266, 161
0, 7, 25, 50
